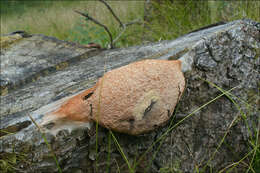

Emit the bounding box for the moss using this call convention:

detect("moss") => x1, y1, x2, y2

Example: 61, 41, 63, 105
159, 160, 182, 173
247, 88, 259, 106
56, 62, 69, 70
0, 34, 23, 49
0, 87, 8, 96
254, 47, 260, 59
168, 48, 190, 60
43, 70, 49, 75
0, 152, 27, 173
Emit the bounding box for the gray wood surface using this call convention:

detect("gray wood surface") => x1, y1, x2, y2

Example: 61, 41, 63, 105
0, 19, 259, 173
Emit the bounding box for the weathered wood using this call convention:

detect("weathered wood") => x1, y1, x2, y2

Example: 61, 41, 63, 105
0, 19, 259, 172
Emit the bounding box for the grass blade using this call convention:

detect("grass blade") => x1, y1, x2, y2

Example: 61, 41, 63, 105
136, 86, 238, 167
28, 114, 62, 173
110, 130, 133, 173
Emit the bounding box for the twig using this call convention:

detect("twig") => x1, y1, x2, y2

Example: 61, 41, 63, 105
99, 0, 124, 28
75, 1, 142, 49
74, 10, 114, 48
112, 19, 141, 44
124, 18, 142, 27
112, 27, 126, 44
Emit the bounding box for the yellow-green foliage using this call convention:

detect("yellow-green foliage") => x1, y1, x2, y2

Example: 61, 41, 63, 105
146, 0, 260, 42
1, 1, 144, 47
1, 1, 259, 48
0, 152, 27, 173
0, 34, 23, 49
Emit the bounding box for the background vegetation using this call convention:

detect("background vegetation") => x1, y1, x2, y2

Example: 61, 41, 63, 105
1, 0, 259, 48
0, 0, 259, 172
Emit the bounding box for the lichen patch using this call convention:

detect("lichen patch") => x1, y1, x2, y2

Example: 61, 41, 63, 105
0, 34, 23, 49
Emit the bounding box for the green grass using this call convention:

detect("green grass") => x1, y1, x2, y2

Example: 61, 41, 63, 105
3, 83, 257, 172
2, 1, 258, 48
141, 0, 260, 44
0, 152, 27, 173
105, 82, 259, 173
28, 114, 62, 173
0, 1, 144, 48
99, 82, 259, 173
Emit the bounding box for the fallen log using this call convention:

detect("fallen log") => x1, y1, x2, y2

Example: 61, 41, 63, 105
0, 19, 259, 172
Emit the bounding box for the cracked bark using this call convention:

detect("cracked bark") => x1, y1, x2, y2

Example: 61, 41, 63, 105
0, 19, 259, 173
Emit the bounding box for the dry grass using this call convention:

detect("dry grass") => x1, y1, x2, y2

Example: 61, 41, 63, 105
1, 1, 144, 43
2, 1, 258, 47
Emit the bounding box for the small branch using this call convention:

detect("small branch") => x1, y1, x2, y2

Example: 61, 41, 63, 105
75, 1, 142, 49
74, 10, 114, 48
112, 27, 126, 44
99, 0, 124, 28
113, 19, 141, 44
124, 18, 142, 27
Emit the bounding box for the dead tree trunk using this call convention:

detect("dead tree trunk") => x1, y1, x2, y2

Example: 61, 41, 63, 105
0, 19, 259, 173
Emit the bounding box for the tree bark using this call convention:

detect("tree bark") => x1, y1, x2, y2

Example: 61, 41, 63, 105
0, 19, 259, 173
